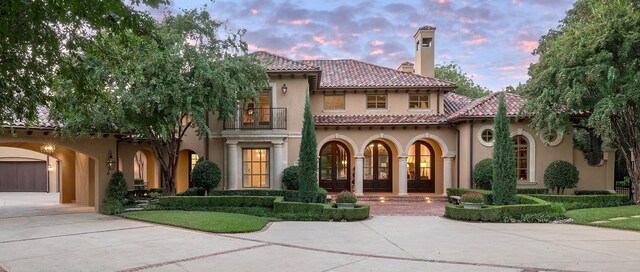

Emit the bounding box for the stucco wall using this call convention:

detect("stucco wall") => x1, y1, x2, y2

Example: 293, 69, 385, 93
311, 90, 446, 116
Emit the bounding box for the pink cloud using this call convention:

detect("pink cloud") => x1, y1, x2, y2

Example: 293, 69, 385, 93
463, 37, 488, 45
313, 35, 327, 45
459, 17, 478, 24
516, 40, 538, 53
250, 8, 259, 15
290, 42, 312, 53
370, 40, 384, 46
435, 0, 450, 4
369, 49, 384, 55
277, 19, 312, 25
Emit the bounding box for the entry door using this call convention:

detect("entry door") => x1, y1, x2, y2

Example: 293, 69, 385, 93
407, 141, 435, 193
0, 161, 48, 192
363, 141, 392, 192
319, 142, 351, 192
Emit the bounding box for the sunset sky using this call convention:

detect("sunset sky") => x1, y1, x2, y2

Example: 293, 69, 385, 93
149, 0, 576, 91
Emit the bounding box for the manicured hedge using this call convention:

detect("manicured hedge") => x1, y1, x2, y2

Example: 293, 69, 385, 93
445, 195, 556, 222
273, 199, 325, 214
159, 196, 279, 209
207, 189, 327, 203
574, 190, 611, 195
322, 205, 370, 221
516, 188, 549, 195
532, 194, 628, 203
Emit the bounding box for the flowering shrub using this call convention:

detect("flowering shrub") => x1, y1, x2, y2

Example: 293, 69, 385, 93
460, 192, 484, 204
335, 191, 358, 204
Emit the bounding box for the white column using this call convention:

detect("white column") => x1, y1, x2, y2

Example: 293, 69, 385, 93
227, 141, 239, 190
272, 141, 285, 189
398, 156, 408, 196
443, 155, 454, 196
354, 156, 364, 196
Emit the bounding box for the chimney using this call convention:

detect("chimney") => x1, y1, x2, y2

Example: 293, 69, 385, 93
397, 62, 414, 73
414, 25, 436, 78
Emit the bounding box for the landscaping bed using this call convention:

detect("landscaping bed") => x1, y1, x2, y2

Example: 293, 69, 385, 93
531, 194, 631, 210
122, 211, 270, 233
445, 194, 562, 222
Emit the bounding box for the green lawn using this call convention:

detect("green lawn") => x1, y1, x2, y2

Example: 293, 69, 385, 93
122, 211, 271, 233
566, 205, 640, 231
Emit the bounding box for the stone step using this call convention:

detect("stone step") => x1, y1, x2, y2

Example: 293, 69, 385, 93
124, 207, 145, 212
355, 195, 449, 203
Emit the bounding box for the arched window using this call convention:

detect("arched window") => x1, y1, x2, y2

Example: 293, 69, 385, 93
513, 136, 528, 181
363, 141, 392, 192
319, 142, 350, 192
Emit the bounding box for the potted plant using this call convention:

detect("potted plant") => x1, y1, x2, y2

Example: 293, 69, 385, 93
335, 191, 357, 209
460, 192, 484, 209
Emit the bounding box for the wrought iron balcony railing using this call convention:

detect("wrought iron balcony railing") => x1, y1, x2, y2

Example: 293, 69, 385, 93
223, 108, 287, 130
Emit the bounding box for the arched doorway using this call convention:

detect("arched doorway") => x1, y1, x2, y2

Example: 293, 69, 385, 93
407, 141, 435, 193
364, 141, 392, 192
319, 142, 350, 192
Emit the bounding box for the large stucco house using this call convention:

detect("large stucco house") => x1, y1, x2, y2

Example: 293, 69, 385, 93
0, 26, 615, 211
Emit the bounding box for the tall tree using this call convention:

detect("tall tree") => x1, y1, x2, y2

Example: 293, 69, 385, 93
55, 9, 269, 193
297, 90, 318, 202
523, 0, 640, 203
492, 93, 517, 205
435, 62, 491, 98
0, 0, 166, 126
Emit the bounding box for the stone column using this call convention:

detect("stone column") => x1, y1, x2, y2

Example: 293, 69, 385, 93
443, 155, 454, 196
272, 141, 285, 189
354, 156, 364, 196
398, 156, 408, 196
227, 141, 239, 190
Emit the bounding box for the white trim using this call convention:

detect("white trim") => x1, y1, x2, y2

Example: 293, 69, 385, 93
540, 128, 563, 146
360, 133, 404, 157
510, 129, 536, 183
477, 125, 495, 147
317, 134, 359, 156
403, 133, 454, 158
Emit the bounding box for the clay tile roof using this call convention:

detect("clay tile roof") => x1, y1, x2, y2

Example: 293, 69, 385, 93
3, 107, 59, 129
299, 59, 455, 89
314, 114, 448, 126
251, 51, 320, 72
443, 92, 475, 115
447, 91, 525, 121
418, 25, 437, 30
400, 62, 414, 66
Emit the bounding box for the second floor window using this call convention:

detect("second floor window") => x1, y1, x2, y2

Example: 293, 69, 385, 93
324, 94, 345, 110
366, 94, 387, 109
409, 94, 430, 109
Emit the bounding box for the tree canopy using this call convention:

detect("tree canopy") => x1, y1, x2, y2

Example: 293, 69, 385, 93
435, 62, 491, 98
0, 0, 166, 126
55, 9, 269, 192
523, 0, 640, 202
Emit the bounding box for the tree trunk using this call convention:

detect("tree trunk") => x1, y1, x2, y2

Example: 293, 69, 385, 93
152, 138, 181, 195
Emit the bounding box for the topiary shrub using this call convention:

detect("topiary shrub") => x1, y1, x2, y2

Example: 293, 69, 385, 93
190, 158, 221, 195
282, 165, 300, 190
102, 171, 128, 215
335, 191, 357, 204
544, 160, 579, 194
473, 159, 493, 189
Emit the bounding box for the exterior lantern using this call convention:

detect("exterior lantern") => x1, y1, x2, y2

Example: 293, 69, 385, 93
40, 143, 56, 154
281, 84, 288, 94
106, 151, 116, 174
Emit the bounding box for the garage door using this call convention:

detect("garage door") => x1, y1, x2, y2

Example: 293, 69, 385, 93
0, 161, 48, 192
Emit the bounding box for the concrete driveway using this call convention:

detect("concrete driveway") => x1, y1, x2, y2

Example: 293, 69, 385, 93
1, 193, 640, 272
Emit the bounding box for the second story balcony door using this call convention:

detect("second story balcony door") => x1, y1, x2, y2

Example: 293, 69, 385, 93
243, 92, 271, 129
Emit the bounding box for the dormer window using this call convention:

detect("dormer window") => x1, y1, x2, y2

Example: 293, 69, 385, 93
422, 38, 432, 48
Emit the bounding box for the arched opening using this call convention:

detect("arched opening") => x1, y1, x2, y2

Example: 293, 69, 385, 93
513, 135, 529, 181
319, 141, 351, 192
364, 140, 392, 192
407, 141, 436, 193
133, 149, 159, 189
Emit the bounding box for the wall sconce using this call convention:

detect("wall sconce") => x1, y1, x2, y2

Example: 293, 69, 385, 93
281, 84, 288, 94
106, 150, 116, 174
41, 143, 56, 154
47, 164, 55, 172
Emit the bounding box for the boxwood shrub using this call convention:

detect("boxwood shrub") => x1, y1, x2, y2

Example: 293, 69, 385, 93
531, 194, 631, 210
159, 196, 278, 209
473, 158, 493, 187
206, 188, 327, 203
574, 190, 611, 195
322, 205, 370, 221
516, 188, 549, 194
445, 195, 556, 222
273, 198, 370, 221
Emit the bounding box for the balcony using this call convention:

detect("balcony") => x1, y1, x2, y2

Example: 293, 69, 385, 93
224, 108, 287, 130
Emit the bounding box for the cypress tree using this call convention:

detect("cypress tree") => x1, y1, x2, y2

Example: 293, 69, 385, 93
297, 90, 318, 202
491, 93, 517, 205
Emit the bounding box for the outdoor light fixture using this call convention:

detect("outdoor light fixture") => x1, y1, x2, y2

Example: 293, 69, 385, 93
48, 164, 54, 172
106, 150, 116, 174
281, 84, 288, 94
41, 143, 56, 154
